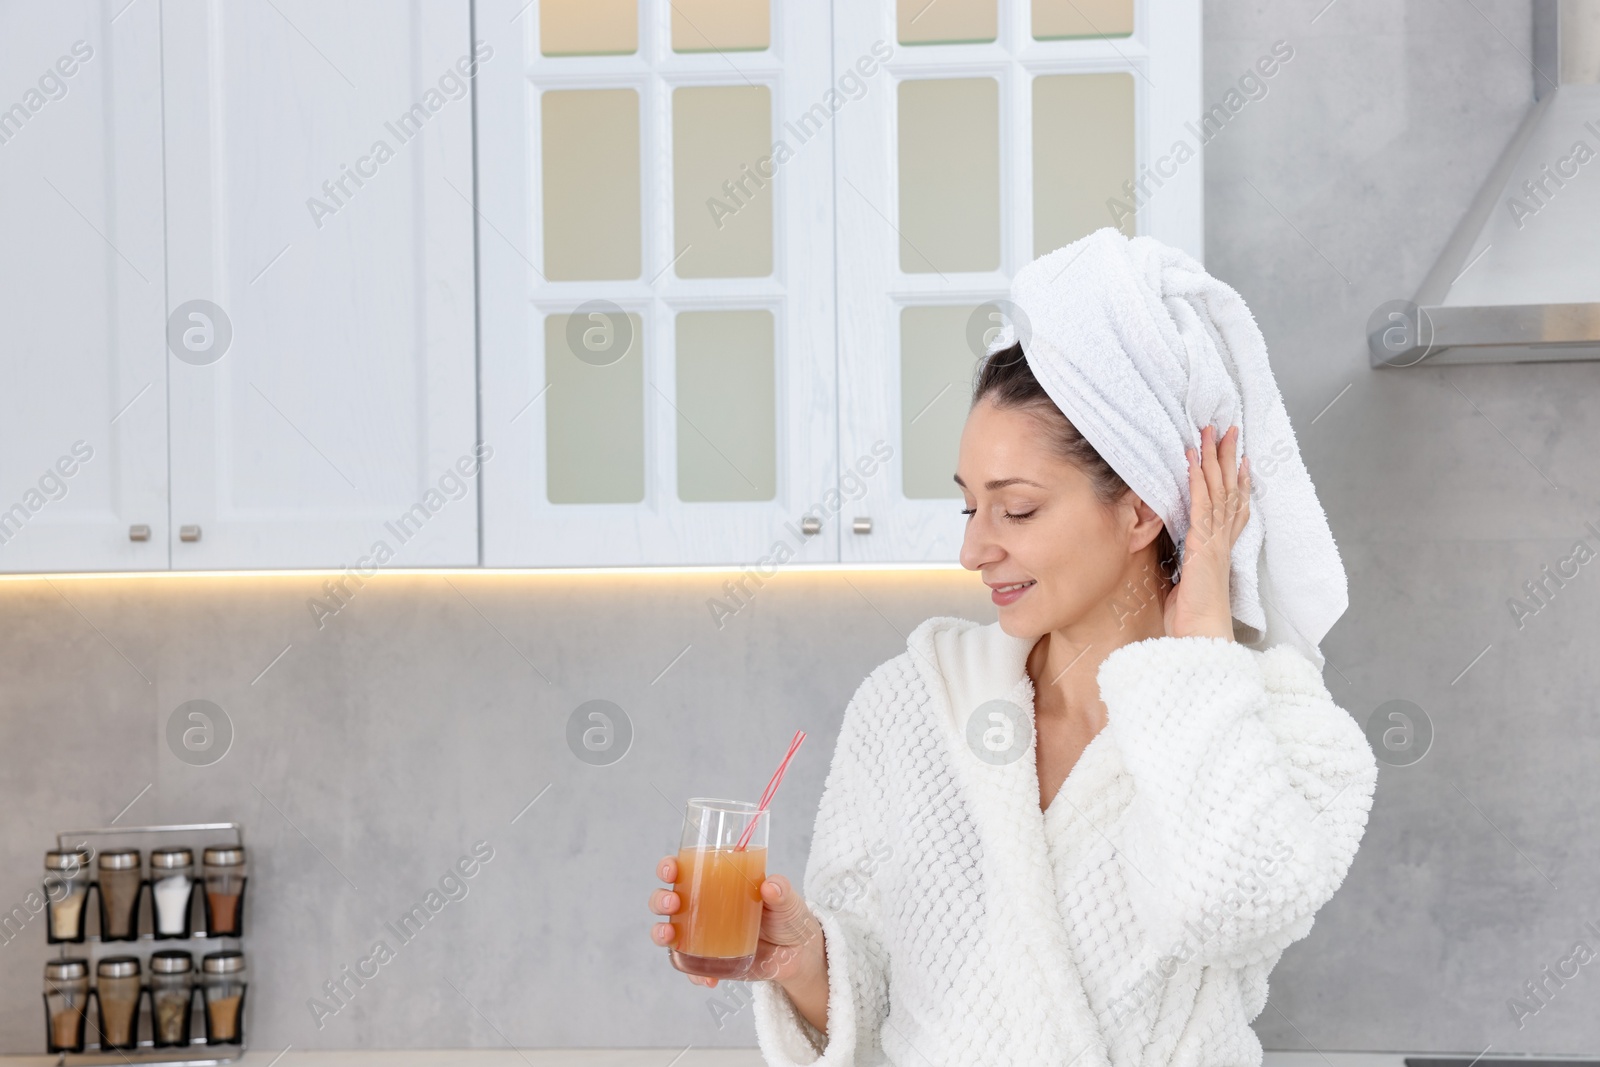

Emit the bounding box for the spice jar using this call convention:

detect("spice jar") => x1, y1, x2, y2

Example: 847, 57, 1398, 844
44, 849, 91, 943
95, 956, 142, 1051
151, 847, 196, 939
149, 951, 194, 1047
201, 846, 246, 937
43, 958, 89, 1053
97, 849, 143, 941
200, 951, 247, 1045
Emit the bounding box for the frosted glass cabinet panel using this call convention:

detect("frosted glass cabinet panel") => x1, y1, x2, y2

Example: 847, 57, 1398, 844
897, 0, 998, 44
835, 1, 1202, 563
1034, 0, 1135, 39
1033, 72, 1137, 252
897, 78, 1001, 273
672, 0, 771, 52
541, 0, 640, 55
478, 0, 838, 565
901, 306, 983, 501
543, 89, 643, 281
676, 311, 777, 503
673, 86, 773, 279
544, 312, 646, 505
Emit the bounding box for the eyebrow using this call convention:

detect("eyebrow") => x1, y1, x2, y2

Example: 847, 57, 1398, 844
952, 475, 1048, 491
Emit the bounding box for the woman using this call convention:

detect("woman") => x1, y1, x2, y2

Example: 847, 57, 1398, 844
647, 230, 1377, 1066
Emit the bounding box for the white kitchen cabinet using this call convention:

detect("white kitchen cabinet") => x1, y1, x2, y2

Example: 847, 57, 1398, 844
476, 0, 1202, 570
3, 0, 1204, 574
160, 0, 480, 568
835, 0, 1203, 562
0, 0, 169, 572
475, 0, 841, 566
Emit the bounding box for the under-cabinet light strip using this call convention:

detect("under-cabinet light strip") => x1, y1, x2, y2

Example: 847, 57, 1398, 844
0, 562, 970, 582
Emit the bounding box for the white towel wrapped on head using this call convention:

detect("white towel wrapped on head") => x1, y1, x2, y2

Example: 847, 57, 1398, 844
984, 226, 1346, 670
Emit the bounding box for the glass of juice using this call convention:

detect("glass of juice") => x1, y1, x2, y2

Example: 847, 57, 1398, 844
669, 798, 769, 980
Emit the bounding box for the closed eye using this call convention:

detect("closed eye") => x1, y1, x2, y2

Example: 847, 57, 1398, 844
961, 508, 1036, 522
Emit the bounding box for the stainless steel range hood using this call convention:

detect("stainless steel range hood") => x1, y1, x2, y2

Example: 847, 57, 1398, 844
1373, 0, 1600, 366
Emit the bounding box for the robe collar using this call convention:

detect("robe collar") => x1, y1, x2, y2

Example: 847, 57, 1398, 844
906, 614, 1113, 1067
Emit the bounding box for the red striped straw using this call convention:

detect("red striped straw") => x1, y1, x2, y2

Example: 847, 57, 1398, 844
734, 729, 807, 851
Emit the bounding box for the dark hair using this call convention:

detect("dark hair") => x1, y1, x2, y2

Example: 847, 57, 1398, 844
972, 342, 1180, 584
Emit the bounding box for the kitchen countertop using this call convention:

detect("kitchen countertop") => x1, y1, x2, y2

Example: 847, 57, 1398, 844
0, 1054, 763, 1067
0, 1052, 1583, 1066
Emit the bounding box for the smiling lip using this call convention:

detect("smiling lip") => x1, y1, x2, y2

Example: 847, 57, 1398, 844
987, 579, 1036, 605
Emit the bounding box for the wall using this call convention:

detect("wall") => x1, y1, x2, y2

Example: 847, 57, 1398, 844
1209, 0, 1600, 1053
4, 0, 1596, 1055
0, 570, 994, 1052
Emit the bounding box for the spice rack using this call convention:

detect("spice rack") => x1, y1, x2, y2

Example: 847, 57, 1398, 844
46, 822, 248, 1067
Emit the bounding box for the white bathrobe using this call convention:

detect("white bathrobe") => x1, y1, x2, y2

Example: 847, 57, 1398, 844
750, 615, 1378, 1066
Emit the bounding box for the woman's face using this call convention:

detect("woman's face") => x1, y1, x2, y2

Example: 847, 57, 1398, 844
955, 396, 1166, 639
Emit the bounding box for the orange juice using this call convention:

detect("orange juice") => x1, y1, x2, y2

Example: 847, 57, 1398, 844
670, 844, 765, 977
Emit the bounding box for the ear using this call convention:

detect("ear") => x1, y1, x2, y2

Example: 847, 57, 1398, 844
1123, 491, 1167, 554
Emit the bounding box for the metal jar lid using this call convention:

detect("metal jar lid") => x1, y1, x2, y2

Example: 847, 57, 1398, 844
97, 957, 141, 979
45, 959, 88, 980
98, 850, 140, 871
149, 951, 193, 974
151, 847, 194, 869
201, 950, 246, 974
44, 850, 90, 871
202, 846, 245, 866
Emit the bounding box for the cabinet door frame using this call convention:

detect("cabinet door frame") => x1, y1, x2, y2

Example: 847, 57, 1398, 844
476, 0, 841, 567
0, 0, 169, 573
835, 0, 1202, 563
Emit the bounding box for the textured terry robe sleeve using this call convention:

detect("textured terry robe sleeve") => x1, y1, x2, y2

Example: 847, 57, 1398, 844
1096, 635, 1378, 970
751, 672, 893, 1066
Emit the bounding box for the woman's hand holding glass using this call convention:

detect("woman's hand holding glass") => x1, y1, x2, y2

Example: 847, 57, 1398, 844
650, 854, 826, 985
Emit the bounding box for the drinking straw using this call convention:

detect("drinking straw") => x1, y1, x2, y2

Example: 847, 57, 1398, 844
734, 729, 807, 851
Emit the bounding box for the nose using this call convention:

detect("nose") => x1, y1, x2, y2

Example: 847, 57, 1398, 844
959, 511, 1002, 572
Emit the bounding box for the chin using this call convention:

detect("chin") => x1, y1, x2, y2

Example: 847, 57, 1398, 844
996, 611, 1047, 640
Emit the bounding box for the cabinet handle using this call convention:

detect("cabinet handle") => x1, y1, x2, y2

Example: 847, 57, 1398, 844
128, 525, 151, 542
852, 517, 872, 535
179, 525, 202, 542
800, 516, 821, 536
